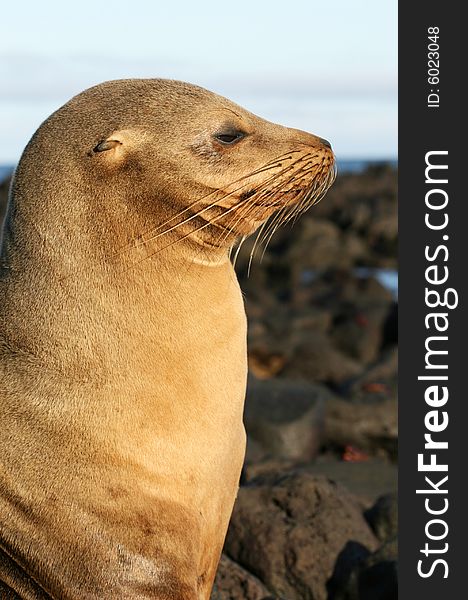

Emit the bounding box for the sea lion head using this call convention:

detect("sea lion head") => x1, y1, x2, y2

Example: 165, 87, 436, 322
16, 79, 335, 257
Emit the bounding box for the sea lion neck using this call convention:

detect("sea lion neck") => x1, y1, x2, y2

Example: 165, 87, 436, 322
0, 176, 235, 387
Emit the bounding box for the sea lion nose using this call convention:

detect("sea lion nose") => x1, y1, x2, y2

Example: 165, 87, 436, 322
319, 137, 332, 149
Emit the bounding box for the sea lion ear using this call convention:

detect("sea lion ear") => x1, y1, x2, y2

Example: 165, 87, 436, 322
91, 129, 141, 156
93, 139, 122, 153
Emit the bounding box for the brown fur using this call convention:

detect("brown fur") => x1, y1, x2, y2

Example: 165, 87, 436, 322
0, 79, 335, 598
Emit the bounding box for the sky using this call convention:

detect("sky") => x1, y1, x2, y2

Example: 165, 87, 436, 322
0, 0, 397, 164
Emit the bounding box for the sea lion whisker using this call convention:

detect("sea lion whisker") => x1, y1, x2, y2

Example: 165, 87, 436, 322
286, 175, 327, 225
139, 171, 287, 247
296, 166, 333, 214
205, 156, 313, 249
247, 226, 266, 275
247, 157, 312, 205
132, 175, 266, 244
234, 160, 325, 259
114, 154, 298, 258
257, 203, 292, 263
198, 158, 303, 250
134, 191, 263, 264
255, 166, 329, 255
232, 235, 247, 270
210, 176, 298, 249
259, 202, 290, 247
248, 209, 285, 272
315, 163, 337, 203
252, 173, 315, 243
245, 180, 304, 266
214, 194, 275, 249
285, 165, 335, 226
243, 197, 289, 275
215, 167, 304, 248
138, 155, 308, 248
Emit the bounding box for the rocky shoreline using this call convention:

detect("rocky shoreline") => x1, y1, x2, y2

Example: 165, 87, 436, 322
0, 164, 398, 599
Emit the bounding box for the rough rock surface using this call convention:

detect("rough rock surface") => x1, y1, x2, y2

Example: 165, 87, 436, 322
364, 493, 398, 543
281, 331, 363, 386
304, 459, 397, 505
329, 537, 398, 600
224, 471, 378, 600
211, 555, 277, 600
323, 394, 397, 459
244, 378, 328, 462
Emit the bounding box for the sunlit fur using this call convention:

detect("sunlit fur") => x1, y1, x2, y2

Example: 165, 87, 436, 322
0, 79, 335, 600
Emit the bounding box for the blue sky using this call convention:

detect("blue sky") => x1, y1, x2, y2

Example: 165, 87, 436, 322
0, 0, 397, 163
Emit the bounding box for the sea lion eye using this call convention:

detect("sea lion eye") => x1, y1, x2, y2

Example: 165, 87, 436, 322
214, 131, 245, 145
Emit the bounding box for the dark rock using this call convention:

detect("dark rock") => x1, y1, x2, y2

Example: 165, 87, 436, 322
330, 537, 398, 600
331, 303, 392, 365
326, 541, 373, 599
305, 270, 394, 311
281, 331, 363, 386
287, 309, 333, 334
246, 306, 334, 381
211, 554, 277, 600
244, 378, 327, 462
246, 307, 296, 381
235, 166, 398, 297
344, 275, 394, 306
243, 267, 396, 387
225, 471, 378, 600
349, 348, 398, 393
324, 394, 397, 459
305, 458, 398, 505
364, 493, 398, 542
241, 458, 299, 484
288, 219, 366, 273
382, 302, 398, 348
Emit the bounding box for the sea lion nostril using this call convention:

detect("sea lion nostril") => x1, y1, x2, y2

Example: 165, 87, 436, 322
319, 137, 332, 149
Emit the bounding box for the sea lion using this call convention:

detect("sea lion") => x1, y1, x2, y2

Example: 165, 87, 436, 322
0, 79, 335, 599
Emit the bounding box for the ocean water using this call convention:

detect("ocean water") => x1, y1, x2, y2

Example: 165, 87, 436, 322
337, 159, 397, 173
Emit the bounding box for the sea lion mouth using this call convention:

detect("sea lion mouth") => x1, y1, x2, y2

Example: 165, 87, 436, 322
201, 154, 337, 247
220, 153, 337, 264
